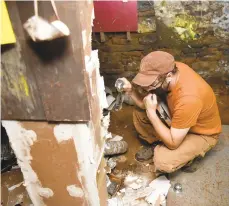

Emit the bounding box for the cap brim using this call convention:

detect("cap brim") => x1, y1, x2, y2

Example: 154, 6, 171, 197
132, 73, 157, 87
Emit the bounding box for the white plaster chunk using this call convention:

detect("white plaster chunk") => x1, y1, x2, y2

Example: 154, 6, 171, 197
38, 188, 54, 198
8, 181, 24, 191
67, 185, 84, 197
53, 124, 74, 143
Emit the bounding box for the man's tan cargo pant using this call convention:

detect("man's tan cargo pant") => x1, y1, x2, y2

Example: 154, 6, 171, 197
133, 107, 218, 173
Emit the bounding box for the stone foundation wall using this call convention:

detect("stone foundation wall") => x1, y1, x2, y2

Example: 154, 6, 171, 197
92, 1, 229, 124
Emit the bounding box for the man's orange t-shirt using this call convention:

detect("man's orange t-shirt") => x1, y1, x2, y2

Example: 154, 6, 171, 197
167, 62, 222, 135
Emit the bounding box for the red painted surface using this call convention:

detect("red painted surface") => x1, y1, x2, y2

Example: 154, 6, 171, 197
93, 1, 138, 32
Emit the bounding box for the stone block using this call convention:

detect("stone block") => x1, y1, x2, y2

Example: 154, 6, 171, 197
98, 44, 151, 52
121, 51, 143, 57
200, 51, 222, 61
192, 61, 219, 78
101, 63, 125, 74
139, 33, 157, 45
189, 36, 222, 48
111, 35, 139, 45
182, 47, 203, 54
112, 37, 129, 45
158, 48, 181, 58
98, 51, 122, 64
181, 57, 197, 65
138, 10, 155, 17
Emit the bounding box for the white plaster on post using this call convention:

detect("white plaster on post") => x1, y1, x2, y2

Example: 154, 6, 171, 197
66, 185, 84, 197
2, 121, 54, 206
38, 188, 54, 198
91, 50, 108, 111
53, 124, 74, 143
72, 124, 100, 206
91, 9, 95, 26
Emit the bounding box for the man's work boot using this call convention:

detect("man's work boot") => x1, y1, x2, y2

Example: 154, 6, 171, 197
135, 145, 154, 162
135, 139, 161, 162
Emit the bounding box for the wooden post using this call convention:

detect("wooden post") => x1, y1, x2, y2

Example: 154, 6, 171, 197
2, 1, 108, 206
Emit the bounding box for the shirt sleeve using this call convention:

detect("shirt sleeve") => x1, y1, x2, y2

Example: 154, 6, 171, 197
171, 96, 203, 129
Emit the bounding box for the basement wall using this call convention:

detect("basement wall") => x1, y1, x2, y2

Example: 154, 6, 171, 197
92, 1, 229, 124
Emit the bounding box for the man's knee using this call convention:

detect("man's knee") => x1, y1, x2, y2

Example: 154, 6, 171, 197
153, 146, 183, 173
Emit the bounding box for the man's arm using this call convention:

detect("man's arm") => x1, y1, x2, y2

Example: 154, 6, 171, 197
129, 90, 145, 109
144, 94, 190, 149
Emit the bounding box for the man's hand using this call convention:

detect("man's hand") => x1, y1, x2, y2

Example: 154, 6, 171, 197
119, 77, 132, 94
144, 93, 158, 110
144, 94, 159, 119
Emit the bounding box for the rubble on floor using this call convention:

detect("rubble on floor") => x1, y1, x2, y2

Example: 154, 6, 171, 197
104, 126, 171, 205
107, 175, 171, 206
1, 169, 32, 206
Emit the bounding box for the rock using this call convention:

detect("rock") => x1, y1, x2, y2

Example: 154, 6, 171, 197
139, 33, 157, 45
107, 158, 117, 170
107, 181, 120, 196
125, 61, 140, 71
138, 17, 156, 33
223, 49, 229, 55
138, 1, 154, 12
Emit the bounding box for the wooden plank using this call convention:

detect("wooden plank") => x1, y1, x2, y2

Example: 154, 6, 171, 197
16, 1, 90, 121
1, 1, 45, 120
2, 1, 90, 121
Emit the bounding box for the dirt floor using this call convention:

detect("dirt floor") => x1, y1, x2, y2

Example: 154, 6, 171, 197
108, 104, 157, 183
1, 169, 32, 206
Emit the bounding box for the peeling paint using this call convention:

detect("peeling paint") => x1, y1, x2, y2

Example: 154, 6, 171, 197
172, 14, 198, 41
66, 185, 84, 197
20, 75, 30, 96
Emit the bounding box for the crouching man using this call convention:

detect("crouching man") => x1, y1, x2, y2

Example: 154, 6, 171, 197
120, 51, 221, 173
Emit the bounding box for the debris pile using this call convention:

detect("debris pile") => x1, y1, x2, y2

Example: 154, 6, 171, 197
108, 175, 171, 206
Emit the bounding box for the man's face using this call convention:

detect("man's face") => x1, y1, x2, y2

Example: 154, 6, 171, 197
134, 74, 168, 98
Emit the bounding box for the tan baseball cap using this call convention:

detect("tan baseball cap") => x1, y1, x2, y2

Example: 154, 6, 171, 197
132, 51, 175, 87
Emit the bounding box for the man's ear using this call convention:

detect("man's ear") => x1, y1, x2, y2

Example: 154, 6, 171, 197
166, 72, 173, 83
